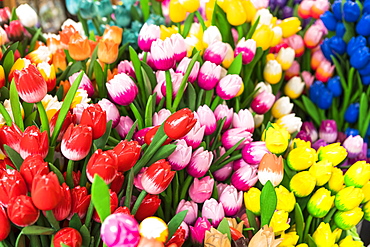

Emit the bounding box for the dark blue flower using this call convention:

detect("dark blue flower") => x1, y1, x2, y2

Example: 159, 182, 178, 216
364, 0, 370, 14
345, 128, 360, 137
317, 88, 333, 110
321, 11, 337, 31
332, 0, 343, 21
309, 80, 325, 105
350, 46, 370, 69
321, 38, 334, 61
347, 36, 367, 56
329, 36, 347, 55
275, 0, 288, 7
361, 74, 370, 85
358, 62, 370, 76
356, 14, 370, 36
343, 0, 361, 22
79, 0, 97, 19
113, 5, 131, 28
95, 0, 113, 17
327, 76, 342, 97
344, 103, 360, 123
335, 22, 346, 38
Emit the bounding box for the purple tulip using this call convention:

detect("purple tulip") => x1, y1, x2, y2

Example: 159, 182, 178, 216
201, 198, 225, 227
214, 104, 234, 130
170, 33, 187, 62
196, 105, 217, 136
115, 116, 134, 139
69, 72, 94, 97
176, 199, 198, 225
197, 61, 222, 90
152, 109, 172, 126
221, 128, 253, 150
216, 74, 243, 100
231, 165, 258, 191
107, 73, 138, 106
189, 176, 214, 203
275, 0, 287, 7
181, 122, 205, 149
150, 38, 175, 71
343, 135, 364, 158
186, 147, 213, 178
319, 120, 338, 143
242, 141, 269, 165
312, 139, 328, 150
301, 121, 318, 142
117, 60, 136, 79
203, 41, 228, 65
97, 99, 120, 128
281, 6, 293, 19
101, 213, 140, 247
251, 91, 275, 115
218, 184, 243, 216
213, 162, 233, 181
232, 109, 254, 133
296, 130, 312, 142
168, 139, 192, 170
190, 217, 212, 244
176, 57, 200, 83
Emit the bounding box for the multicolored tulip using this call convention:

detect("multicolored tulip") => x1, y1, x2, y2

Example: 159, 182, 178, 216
195, 105, 217, 136
271, 97, 293, 119
141, 159, 175, 194
176, 57, 200, 83
52, 183, 71, 221
232, 109, 254, 133
241, 141, 269, 165
276, 47, 295, 71
343, 160, 370, 189
186, 147, 213, 177
19, 126, 48, 160
276, 113, 302, 134
221, 128, 253, 150
7, 195, 39, 227
53, 227, 83, 247
214, 104, 234, 130
176, 199, 198, 225
251, 91, 275, 115
189, 176, 214, 203
138, 23, 160, 52
151, 38, 175, 70
216, 74, 243, 100
5, 20, 24, 42
106, 73, 138, 106
164, 108, 197, 140
69, 72, 94, 97
168, 139, 192, 171
264, 60, 282, 85
61, 124, 93, 161
0, 124, 22, 154
234, 38, 256, 65
307, 188, 334, 218
197, 61, 222, 90
258, 153, 284, 187
98, 99, 120, 128
315, 60, 335, 83
284, 76, 305, 99
290, 171, 316, 197
319, 120, 338, 143
334, 207, 364, 231
203, 41, 228, 65
218, 184, 243, 216
118, 60, 136, 79
335, 186, 364, 211
86, 149, 118, 184
202, 198, 225, 227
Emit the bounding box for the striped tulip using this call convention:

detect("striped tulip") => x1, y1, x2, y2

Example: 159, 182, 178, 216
61, 124, 93, 161
181, 121, 205, 149
98, 99, 120, 128
242, 141, 269, 165
195, 105, 217, 136
176, 57, 200, 83
107, 73, 138, 106
216, 74, 243, 100
203, 41, 228, 65
138, 23, 160, 52
168, 139, 192, 171
0, 124, 22, 154
141, 159, 175, 194
115, 116, 134, 139
69, 72, 94, 97
25, 46, 52, 65
231, 165, 258, 191
232, 109, 254, 133
150, 38, 175, 70
218, 184, 243, 216
118, 60, 136, 79
221, 128, 253, 150
258, 153, 284, 187
186, 147, 213, 178
8, 58, 31, 82
197, 61, 222, 90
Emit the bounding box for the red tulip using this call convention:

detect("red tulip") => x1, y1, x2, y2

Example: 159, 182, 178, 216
5, 20, 24, 42
165, 226, 186, 247
19, 125, 49, 160
110, 171, 125, 195
230, 226, 244, 241
114, 206, 132, 216
164, 108, 197, 139
0, 124, 23, 154
0, 157, 14, 171
31, 172, 62, 211
93, 190, 118, 223
52, 183, 71, 221
80, 104, 107, 140
144, 125, 172, 145
20, 154, 49, 190
86, 149, 118, 184
63, 170, 81, 188
0, 205, 10, 241
113, 140, 141, 172
134, 194, 161, 221
61, 124, 92, 161
7, 195, 39, 227
14, 63, 47, 103
141, 159, 175, 194
0, 169, 28, 207
50, 110, 73, 142
53, 227, 83, 247
68, 186, 91, 220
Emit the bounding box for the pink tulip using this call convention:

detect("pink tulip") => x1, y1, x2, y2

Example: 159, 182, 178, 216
231, 165, 258, 191
242, 141, 270, 165
218, 184, 243, 216
115, 116, 134, 139
168, 139, 192, 170
138, 23, 160, 52
176, 57, 200, 83
186, 147, 213, 178
216, 74, 243, 100
234, 38, 256, 64
189, 176, 214, 203
152, 109, 172, 126
189, 217, 212, 244
221, 128, 253, 150
232, 109, 254, 133
150, 38, 175, 70
214, 104, 234, 130
250, 91, 275, 115
203, 41, 228, 65
170, 33, 187, 62
213, 162, 233, 182
69, 72, 94, 97
176, 200, 198, 225
195, 105, 217, 136
97, 99, 120, 128
181, 122, 205, 149
197, 61, 221, 90
201, 198, 224, 227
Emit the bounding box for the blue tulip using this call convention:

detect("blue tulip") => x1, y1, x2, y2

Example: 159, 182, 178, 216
350, 46, 370, 69
309, 80, 325, 105
343, 0, 361, 22
364, 0, 370, 14
347, 36, 367, 56
79, 0, 97, 19
361, 74, 370, 85
321, 11, 337, 31
321, 38, 334, 61
345, 128, 360, 137
327, 76, 342, 97
356, 14, 370, 36
332, 0, 343, 21
113, 5, 131, 28
335, 22, 346, 38
66, 0, 79, 15
344, 103, 360, 123
358, 62, 370, 76
329, 36, 347, 55
95, 0, 113, 17
317, 88, 333, 110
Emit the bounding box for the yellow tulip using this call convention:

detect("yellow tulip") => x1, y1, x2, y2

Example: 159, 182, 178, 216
160, 25, 179, 40
326, 167, 344, 194
269, 210, 290, 236
287, 146, 317, 171
252, 24, 274, 50
290, 138, 311, 149
344, 160, 370, 188
339, 236, 364, 247
178, 0, 200, 13
307, 188, 334, 218
334, 207, 364, 230
335, 186, 364, 211
169, 0, 187, 23
318, 143, 348, 166
244, 187, 261, 216
279, 231, 299, 247
296, 244, 309, 247
275, 185, 296, 213
270, 26, 283, 47
290, 171, 316, 197
262, 123, 290, 155
205, 0, 216, 21
241, 0, 257, 23
312, 222, 336, 247
276, 47, 295, 71
332, 228, 342, 242
278, 17, 302, 38
309, 160, 332, 186
225, 0, 247, 26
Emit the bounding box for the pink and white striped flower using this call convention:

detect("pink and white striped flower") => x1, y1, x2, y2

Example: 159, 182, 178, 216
242, 141, 270, 165
170, 33, 187, 62
203, 41, 228, 65
117, 60, 136, 79
250, 91, 275, 115
218, 184, 243, 216
98, 99, 120, 128
168, 139, 192, 170
213, 162, 233, 182
221, 128, 253, 150
214, 104, 234, 130
231, 165, 258, 191
150, 38, 175, 71
176, 57, 200, 83
216, 74, 243, 100
232, 109, 254, 133
138, 23, 160, 52
186, 147, 213, 178
181, 122, 205, 149
195, 105, 217, 136
197, 61, 222, 90
106, 73, 138, 106
201, 198, 225, 227
115, 116, 134, 139
234, 38, 257, 64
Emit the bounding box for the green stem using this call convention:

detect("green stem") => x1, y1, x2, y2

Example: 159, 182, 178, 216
179, 176, 193, 200
196, 89, 205, 107
323, 208, 337, 223
92, 18, 102, 36
84, 200, 95, 228
129, 103, 144, 130
204, 90, 213, 107
46, 210, 60, 230
303, 215, 314, 243
195, 11, 206, 31
165, 70, 173, 111
66, 159, 74, 188
131, 190, 147, 215
124, 169, 134, 208
237, 25, 244, 39
210, 153, 243, 172
235, 97, 240, 113
36, 101, 50, 138
0, 103, 12, 126
210, 96, 222, 111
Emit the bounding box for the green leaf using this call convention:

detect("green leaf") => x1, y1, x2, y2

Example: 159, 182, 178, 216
260, 180, 277, 227
217, 218, 231, 241
0, 103, 12, 126
51, 71, 84, 146
245, 209, 258, 234
69, 214, 83, 230
342, 21, 355, 43
182, 12, 195, 37
66, 61, 83, 78
9, 80, 24, 131
129, 47, 145, 103
94, 120, 113, 149
87, 45, 99, 78
22, 226, 55, 235
80, 225, 91, 247
94, 61, 107, 98
29, 28, 42, 53
91, 175, 111, 223
15, 234, 26, 247
210, 138, 245, 171
185, 82, 196, 111
140, 62, 156, 88
3, 50, 14, 78
144, 95, 154, 128
147, 144, 177, 165
4, 145, 23, 170
140, 0, 150, 21
125, 120, 138, 141
359, 93, 369, 137
1, 41, 18, 64
141, 67, 152, 100
129, 103, 144, 130
302, 95, 321, 126
308, 234, 317, 247
227, 53, 243, 75
167, 210, 188, 240
49, 163, 65, 184
130, 5, 142, 21
246, 16, 260, 39
294, 203, 304, 242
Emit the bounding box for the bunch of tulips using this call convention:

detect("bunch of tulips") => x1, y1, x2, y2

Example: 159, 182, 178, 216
0, 0, 369, 247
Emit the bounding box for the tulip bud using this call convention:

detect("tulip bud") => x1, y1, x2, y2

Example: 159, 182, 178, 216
68, 186, 91, 220
315, 60, 335, 83
113, 140, 141, 172
234, 38, 256, 64
307, 188, 334, 218
269, 210, 290, 235
258, 153, 284, 187
20, 154, 49, 190
318, 143, 347, 166
68, 33, 91, 61
0, 205, 10, 241
276, 47, 295, 71
290, 171, 316, 197
344, 160, 370, 188
251, 91, 275, 115
287, 146, 317, 171
339, 235, 364, 247
216, 74, 243, 100
278, 17, 302, 38
203, 41, 228, 65
276, 113, 302, 134
335, 186, 364, 212
242, 141, 269, 165
31, 172, 62, 211
53, 183, 71, 221
19, 126, 48, 160
0, 124, 23, 154
138, 23, 160, 52
106, 73, 138, 106
214, 104, 234, 130
80, 104, 107, 140
271, 97, 294, 119
190, 217, 212, 244
98, 99, 120, 128
263, 123, 290, 154
284, 76, 305, 99
275, 185, 296, 213
151, 38, 175, 70
86, 149, 118, 184
221, 128, 253, 150
7, 195, 39, 227
197, 61, 222, 90
326, 167, 344, 194
189, 176, 214, 203
334, 207, 364, 230
0, 169, 28, 207
176, 199, 198, 225
181, 122, 205, 149
168, 139, 192, 171
176, 57, 200, 83
202, 198, 225, 227
164, 108, 197, 140
308, 160, 332, 186
204, 228, 231, 247
244, 187, 261, 216
302, 121, 318, 142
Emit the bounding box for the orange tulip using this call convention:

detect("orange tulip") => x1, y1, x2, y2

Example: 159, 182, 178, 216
258, 153, 284, 187
59, 25, 77, 46
102, 25, 123, 45
68, 33, 91, 61
89, 40, 98, 54
47, 37, 62, 53
98, 39, 119, 64
58, 80, 71, 98
52, 49, 67, 72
